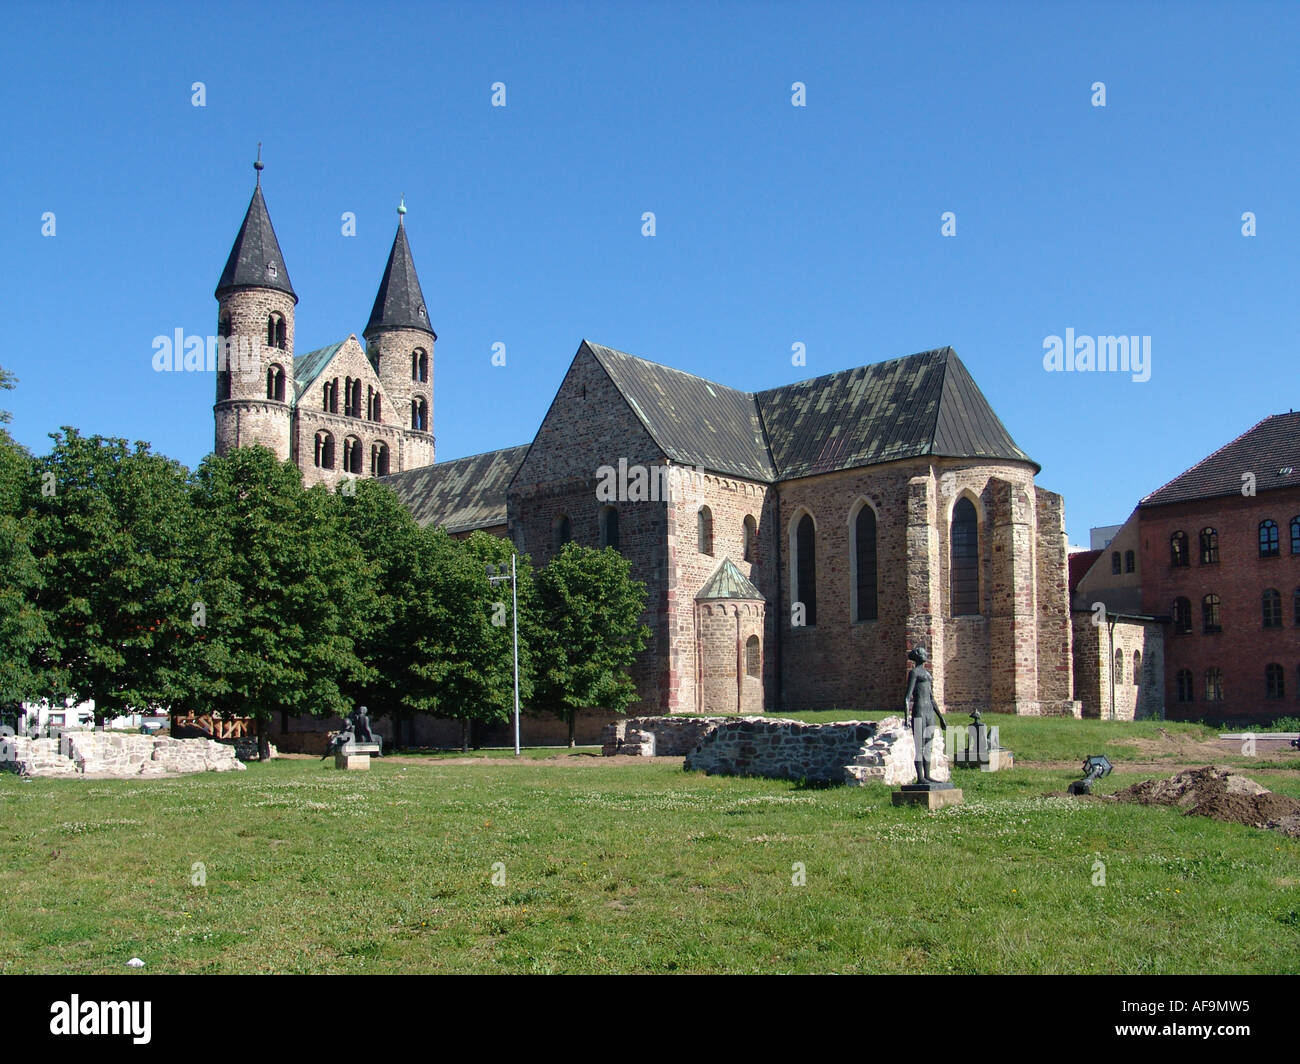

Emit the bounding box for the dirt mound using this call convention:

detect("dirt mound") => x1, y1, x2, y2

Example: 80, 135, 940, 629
1114, 765, 1300, 833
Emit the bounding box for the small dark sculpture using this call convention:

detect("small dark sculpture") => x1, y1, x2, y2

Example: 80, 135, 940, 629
348, 705, 382, 756
1067, 755, 1112, 795
904, 647, 949, 787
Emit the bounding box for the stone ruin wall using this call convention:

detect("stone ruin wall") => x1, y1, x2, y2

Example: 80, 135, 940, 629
2, 732, 253, 778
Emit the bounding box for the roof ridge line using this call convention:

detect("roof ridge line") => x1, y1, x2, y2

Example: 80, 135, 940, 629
1139, 413, 1277, 505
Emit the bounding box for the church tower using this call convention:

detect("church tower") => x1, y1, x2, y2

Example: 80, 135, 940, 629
364, 200, 436, 470
214, 149, 297, 461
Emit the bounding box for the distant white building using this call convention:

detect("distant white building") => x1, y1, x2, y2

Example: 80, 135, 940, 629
1089, 524, 1123, 551
19, 699, 141, 735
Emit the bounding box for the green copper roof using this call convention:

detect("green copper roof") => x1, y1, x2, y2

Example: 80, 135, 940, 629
695, 558, 763, 601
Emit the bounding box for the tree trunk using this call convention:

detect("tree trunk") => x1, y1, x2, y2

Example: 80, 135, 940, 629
460, 718, 469, 754
568, 712, 577, 748
257, 715, 270, 761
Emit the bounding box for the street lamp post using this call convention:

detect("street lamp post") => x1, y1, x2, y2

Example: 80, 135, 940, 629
487, 555, 522, 758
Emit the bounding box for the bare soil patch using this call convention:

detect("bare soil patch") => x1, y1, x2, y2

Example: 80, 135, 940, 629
1111, 765, 1300, 837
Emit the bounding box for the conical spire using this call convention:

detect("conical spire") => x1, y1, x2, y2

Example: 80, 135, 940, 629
365, 202, 434, 338
215, 151, 297, 303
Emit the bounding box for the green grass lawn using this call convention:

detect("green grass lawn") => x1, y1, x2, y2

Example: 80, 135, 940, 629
2, 752, 1298, 974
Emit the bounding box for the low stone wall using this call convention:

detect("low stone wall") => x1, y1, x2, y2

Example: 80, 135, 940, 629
2, 732, 248, 778
602, 716, 732, 757
683, 716, 948, 786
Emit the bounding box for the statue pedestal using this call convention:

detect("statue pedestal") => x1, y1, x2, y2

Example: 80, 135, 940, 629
335, 742, 381, 770
892, 785, 964, 810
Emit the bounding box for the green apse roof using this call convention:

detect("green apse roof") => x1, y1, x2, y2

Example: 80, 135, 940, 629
695, 558, 763, 601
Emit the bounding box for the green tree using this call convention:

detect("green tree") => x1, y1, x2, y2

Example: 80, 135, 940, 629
532, 542, 650, 746
186, 446, 376, 758
0, 429, 54, 705
0, 364, 16, 425
28, 428, 194, 722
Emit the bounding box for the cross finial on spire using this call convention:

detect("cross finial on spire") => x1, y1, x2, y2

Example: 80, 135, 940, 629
254, 142, 264, 186
397, 194, 407, 221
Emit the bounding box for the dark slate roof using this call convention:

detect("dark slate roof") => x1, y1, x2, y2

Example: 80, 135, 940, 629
585, 342, 776, 481
583, 342, 1034, 483
757, 347, 1036, 480
1068, 549, 1103, 595
696, 558, 764, 601
365, 219, 435, 338
378, 445, 528, 534
1141, 412, 1300, 507
293, 341, 344, 399
215, 186, 297, 303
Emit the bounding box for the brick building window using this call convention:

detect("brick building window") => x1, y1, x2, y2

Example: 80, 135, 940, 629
1125, 550, 1135, 573
1172, 596, 1192, 634
342, 435, 363, 475
1204, 667, 1223, 702
1259, 520, 1280, 557
1113, 649, 1124, 683
792, 511, 817, 627
950, 498, 979, 616
313, 431, 335, 469
852, 501, 878, 622
599, 505, 619, 551
266, 363, 285, 401
1294, 587, 1300, 625
1175, 669, 1194, 703
1202, 593, 1221, 633
1199, 528, 1219, 565
1133, 650, 1142, 685
267, 313, 286, 350
323, 378, 338, 414
553, 514, 572, 551
412, 348, 429, 382
1292, 516, 1300, 555
697, 507, 714, 556
1265, 663, 1285, 700
745, 635, 760, 678
1111, 551, 1121, 575
411, 397, 428, 431
1170, 531, 1189, 567
743, 515, 757, 563
1263, 588, 1282, 628
370, 442, 390, 477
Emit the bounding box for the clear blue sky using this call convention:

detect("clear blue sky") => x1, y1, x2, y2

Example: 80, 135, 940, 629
3, 0, 1296, 545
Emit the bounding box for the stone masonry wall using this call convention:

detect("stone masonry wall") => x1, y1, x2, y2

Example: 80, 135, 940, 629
3, 733, 247, 778
215, 287, 296, 460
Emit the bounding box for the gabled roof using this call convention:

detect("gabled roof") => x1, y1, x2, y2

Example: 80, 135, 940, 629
585, 342, 775, 481
1141, 412, 1300, 508
757, 347, 1036, 479
695, 558, 763, 601
379, 446, 528, 534
365, 218, 435, 338
215, 186, 297, 303
293, 342, 345, 399
580, 342, 1035, 484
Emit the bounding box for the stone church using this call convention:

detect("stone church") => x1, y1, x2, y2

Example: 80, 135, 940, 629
213, 171, 1081, 728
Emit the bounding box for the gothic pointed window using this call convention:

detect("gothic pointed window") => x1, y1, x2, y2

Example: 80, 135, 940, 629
792, 512, 817, 627
852, 502, 878, 622
1133, 650, 1142, 686
951, 497, 979, 616
1113, 649, 1124, 683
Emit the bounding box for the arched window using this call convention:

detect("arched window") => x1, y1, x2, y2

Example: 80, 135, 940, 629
743, 515, 757, 563
1111, 551, 1121, 575
412, 397, 428, 431
412, 348, 428, 382
697, 506, 713, 555
1263, 588, 1282, 628
1170, 531, 1188, 567
1259, 519, 1280, 557
370, 441, 389, 477
366, 386, 374, 421
344, 377, 355, 417
792, 512, 817, 627
350, 379, 362, 418
1266, 663, 1285, 700
1172, 597, 1192, 634
553, 514, 572, 551
342, 436, 363, 475
1113, 649, 1124, 683
218, 313, 231, 338
372, 394, 381, 423
1199, 528, 1218, 564
599, 505, 619, 551
1176, 669, 1194, 703
267, 313, 286, 350
1124, 550, 1135, 573
323, 378, 338, 414
216, 369, 231, 401
1202, 593, 1222, 633
1294, 587, 1300, 626
1133, 650, 1142, 685
265, 363, 285, 401
1204, 667, 1223, 702
852, 502, 878, 622
745, 635, 761, 678
1292, 517, 1300, 555
951, 497, 979, 616
314, 431, 335, 470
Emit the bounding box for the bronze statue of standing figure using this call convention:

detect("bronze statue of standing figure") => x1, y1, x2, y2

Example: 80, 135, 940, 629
903, 646, 947, 785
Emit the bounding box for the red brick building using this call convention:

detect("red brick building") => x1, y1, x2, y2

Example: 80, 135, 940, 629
1135, 412, 1300, 724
